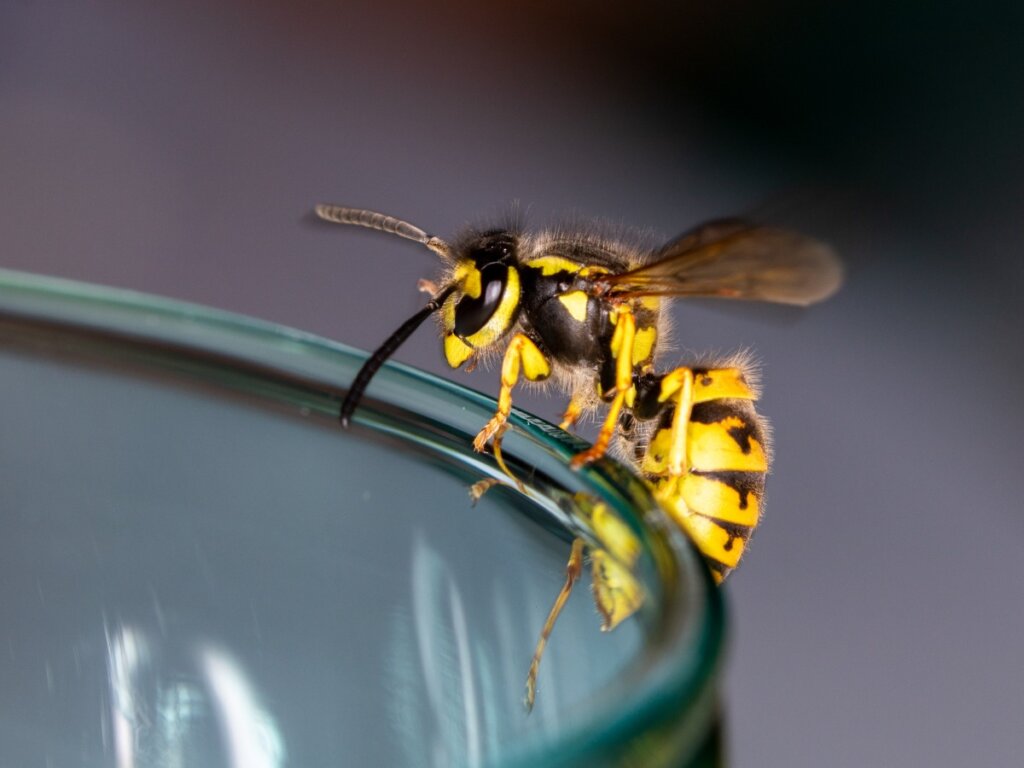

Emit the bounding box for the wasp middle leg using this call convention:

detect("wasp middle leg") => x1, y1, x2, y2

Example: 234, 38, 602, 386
570, 306, 637, 468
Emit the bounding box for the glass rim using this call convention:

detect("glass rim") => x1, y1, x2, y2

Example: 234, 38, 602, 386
0, 266, 725, 766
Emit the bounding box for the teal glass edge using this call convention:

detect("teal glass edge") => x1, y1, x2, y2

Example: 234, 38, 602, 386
0, 267, 726, 767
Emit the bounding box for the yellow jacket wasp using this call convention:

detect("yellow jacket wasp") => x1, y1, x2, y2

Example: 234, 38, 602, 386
315, 203, 841, 708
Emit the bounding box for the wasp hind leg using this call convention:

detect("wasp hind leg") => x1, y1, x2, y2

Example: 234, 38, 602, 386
524, 537, 585, 712
524, 494, 646, 710
657, 367, 696, 477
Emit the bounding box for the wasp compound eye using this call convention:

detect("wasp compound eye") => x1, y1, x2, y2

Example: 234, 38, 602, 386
454, 262, 509, 337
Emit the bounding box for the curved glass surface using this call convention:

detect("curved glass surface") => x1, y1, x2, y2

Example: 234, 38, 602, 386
0, 268, 724, 767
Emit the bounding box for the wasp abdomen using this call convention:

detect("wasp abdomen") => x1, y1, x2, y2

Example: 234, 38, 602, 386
630, 367, 769, 583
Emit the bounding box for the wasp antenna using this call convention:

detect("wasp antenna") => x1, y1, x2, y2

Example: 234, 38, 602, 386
339, 284, 456, 428
314, 204, 452, 260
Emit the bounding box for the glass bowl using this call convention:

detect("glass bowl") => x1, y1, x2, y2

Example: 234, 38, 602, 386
0, 268, 724, 767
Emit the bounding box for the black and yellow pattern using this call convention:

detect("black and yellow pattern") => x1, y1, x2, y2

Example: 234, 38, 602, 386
636, 366, 769, 583
314, 203, 839, 711
576, 363, 767, 664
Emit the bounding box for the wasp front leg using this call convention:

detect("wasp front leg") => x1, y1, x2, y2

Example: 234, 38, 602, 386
417, 278, 440, 295
570, 307, 636, 468
472, 333, 551, 457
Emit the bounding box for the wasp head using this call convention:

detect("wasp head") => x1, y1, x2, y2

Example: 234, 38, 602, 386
442, 230, 522, 368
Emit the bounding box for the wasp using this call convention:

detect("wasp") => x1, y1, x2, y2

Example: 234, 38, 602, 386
314, 203, 841, 708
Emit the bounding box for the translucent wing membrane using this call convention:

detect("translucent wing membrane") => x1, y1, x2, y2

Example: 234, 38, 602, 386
600, 220, 843, 306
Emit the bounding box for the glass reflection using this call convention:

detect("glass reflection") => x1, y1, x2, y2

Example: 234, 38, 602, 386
103, 622, 284, 767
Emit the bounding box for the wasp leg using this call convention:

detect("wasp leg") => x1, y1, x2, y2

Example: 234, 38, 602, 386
473, 332, 551, 458
590, 548, 645, 631
468, 477, 503, 504
558, 390, 589, 431
524, 537, 585, 713
417, 278, 439, 295
578, 494, 646, 629
658, 367, 695, 477
570, 308, 636, 468
468, 436, 524, 506
491, 424, 529, 492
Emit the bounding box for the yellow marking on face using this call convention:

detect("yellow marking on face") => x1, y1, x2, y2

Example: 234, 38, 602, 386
631, 326, 657, 364
590, 549, 644, 631
557, 290, 589, 322
687, 418, 768, 473
517, 335, 551, 381
693, 368, 756, 403
526, 256, 584, 276
444, 333, 474, 368
681, 474, 760, 527
452, 261, 482, 299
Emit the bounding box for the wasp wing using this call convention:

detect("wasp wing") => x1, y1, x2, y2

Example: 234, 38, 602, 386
601, 219, 842, 306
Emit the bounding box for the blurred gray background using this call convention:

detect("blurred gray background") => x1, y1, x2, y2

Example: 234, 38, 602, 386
2, 1, 1022, 765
